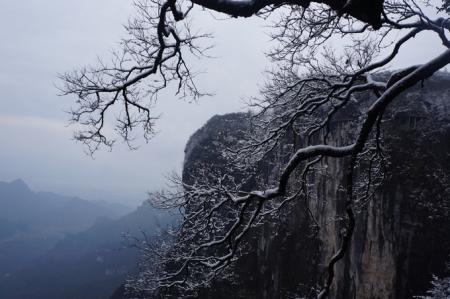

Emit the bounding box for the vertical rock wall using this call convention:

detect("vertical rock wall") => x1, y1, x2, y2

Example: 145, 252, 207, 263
181, 74, 450, 298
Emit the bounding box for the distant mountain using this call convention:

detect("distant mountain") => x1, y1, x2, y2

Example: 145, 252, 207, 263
0, 202, 172, 299
0, 179, 132, 234
0, 218, 29, 240
0, 179, 133, 280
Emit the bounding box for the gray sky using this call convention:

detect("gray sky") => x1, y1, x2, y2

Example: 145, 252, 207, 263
0, 1, 447, 207
0, 0, 270, 207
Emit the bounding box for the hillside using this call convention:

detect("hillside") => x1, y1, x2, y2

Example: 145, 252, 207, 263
0, 179, 134, 277
0, 180, 173, 299
0, 179, 131, 234
0, 201, 171, 299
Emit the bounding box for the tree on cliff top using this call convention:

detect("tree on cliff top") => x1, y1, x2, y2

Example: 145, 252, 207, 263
60, 0, 450, 297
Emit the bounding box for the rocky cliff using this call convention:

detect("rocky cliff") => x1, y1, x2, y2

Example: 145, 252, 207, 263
181, 74, 450, 298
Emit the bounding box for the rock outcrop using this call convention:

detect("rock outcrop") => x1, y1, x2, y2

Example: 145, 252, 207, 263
181, 73, 450, 298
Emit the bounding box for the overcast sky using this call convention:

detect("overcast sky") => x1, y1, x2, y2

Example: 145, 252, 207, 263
0, 1, 447, 207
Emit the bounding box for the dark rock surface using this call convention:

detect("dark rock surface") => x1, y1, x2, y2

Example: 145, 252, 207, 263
178, 74, 450, 298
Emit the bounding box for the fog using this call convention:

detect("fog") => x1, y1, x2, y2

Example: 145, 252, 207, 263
0, 0, 269, 206
0, 0, 446, 206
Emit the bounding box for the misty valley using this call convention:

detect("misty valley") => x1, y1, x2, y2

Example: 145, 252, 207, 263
0, 179, 172, 298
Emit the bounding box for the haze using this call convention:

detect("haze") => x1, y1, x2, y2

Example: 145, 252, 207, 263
0, 0, 445, 207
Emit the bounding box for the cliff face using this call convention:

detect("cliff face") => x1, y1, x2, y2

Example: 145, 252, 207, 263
323, 75, 450, 298
182, 75, 450, 298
